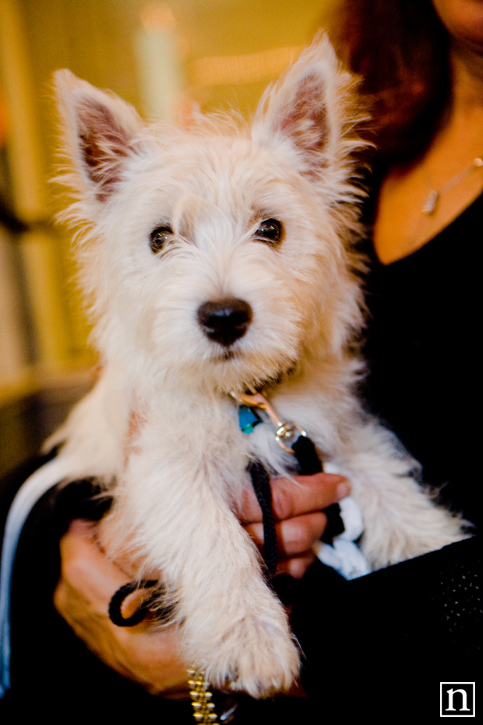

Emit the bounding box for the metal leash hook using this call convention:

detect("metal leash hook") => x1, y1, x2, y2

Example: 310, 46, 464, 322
231, 390, 307, 454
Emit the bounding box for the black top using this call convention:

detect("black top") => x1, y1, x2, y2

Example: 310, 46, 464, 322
362, 192, 483, 527
291, 193, 482, 717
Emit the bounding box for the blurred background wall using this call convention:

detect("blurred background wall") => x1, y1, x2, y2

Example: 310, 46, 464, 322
0, 0, 334, 474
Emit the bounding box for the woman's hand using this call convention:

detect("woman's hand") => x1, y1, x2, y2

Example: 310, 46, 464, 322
239, 473, 350, 579
53, 519, 190, 698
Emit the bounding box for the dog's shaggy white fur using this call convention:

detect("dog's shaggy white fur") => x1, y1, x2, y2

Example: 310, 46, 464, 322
47, 36, 464, 697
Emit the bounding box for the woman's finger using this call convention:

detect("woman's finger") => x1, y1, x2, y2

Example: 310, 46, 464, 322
239, 472, 350, 523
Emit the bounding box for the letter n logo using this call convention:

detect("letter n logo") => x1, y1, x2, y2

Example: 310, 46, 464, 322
441, 682, 475, 717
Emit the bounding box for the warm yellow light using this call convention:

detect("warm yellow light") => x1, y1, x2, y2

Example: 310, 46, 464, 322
189, 46, 303, 88
140, 1, 177, 32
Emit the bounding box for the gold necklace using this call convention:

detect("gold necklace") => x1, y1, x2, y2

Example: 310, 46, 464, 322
422, 156, 483, 215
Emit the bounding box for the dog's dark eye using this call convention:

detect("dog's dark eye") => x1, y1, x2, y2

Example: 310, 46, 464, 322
150, 225, 173, 254
254, 218, 283, 244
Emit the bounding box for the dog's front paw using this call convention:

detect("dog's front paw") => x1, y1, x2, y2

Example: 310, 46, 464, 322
229, 619, 300, 698
207, 613, 300, 699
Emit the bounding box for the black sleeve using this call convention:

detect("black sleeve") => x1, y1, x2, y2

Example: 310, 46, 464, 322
291, 535, 482, 719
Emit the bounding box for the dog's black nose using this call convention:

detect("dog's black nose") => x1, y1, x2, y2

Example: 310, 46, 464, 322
197, 298, 253, 347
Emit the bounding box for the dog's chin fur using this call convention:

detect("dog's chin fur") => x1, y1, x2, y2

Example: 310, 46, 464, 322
196, 348, 297, 396
45, 34, 466, 699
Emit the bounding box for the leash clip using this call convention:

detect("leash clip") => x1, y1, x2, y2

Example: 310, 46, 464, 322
231, 390, 306, 454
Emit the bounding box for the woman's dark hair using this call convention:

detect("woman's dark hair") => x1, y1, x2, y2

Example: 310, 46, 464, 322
327, 0, 450, 163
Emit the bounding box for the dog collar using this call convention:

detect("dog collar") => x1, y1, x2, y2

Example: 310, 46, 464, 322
231, 390, 306, 454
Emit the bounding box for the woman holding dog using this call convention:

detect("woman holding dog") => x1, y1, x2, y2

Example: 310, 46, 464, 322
1, 0, 480, 719
294, 0, 482, 716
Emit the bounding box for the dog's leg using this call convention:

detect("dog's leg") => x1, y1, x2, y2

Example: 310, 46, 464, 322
102, 438, 299, 699
45, 367, 130, 483
339, 421, 466, 568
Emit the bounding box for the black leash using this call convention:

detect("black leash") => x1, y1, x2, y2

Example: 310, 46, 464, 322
248, 431, 344, 579
292, 435, 344, 545
248, 460, 278, 575
108, 579, 159, 627
108, 579, 174, 627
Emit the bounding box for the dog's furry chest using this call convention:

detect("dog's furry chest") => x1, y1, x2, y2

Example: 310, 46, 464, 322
127, 393, 303, 503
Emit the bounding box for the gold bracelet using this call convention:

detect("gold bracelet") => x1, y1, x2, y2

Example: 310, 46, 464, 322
188, 668, 219, 724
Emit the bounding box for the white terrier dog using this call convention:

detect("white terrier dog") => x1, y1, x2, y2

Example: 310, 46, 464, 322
46, 36, 463, 698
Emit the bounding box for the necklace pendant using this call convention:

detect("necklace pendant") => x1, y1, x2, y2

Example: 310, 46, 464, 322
422, 189, 439, 215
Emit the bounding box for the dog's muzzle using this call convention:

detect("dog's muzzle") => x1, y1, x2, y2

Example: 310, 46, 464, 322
197, 298, 252, 347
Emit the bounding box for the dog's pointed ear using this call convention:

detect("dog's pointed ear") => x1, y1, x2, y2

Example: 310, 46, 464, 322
251, 34, 366, 192
53, 70, 149, 203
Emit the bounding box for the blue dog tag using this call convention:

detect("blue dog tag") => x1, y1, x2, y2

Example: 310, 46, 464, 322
238, 405, 262, 434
